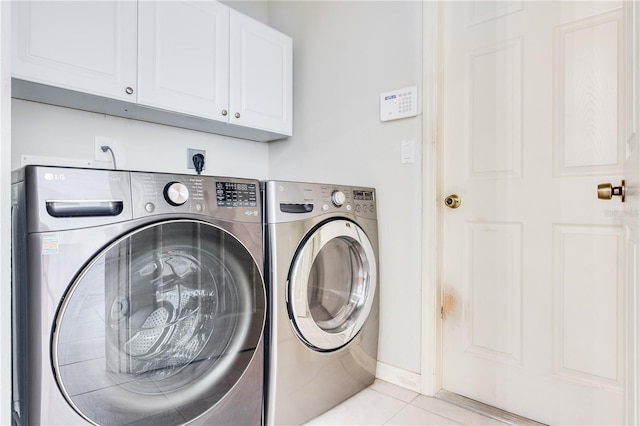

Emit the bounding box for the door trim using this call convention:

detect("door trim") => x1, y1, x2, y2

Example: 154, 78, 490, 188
420, 0, 442, 397
625, 2, 640, 423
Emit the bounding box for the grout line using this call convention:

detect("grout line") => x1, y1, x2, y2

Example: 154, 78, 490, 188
371, 383, 467, 426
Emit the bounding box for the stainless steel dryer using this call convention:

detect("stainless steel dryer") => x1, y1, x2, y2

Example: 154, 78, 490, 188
263, 180, 379, 426
11, 166, 266, 426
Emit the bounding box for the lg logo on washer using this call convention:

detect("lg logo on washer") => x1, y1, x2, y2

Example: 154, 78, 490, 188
44, 172, 65, 181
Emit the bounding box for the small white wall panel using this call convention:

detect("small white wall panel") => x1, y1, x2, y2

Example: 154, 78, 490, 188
468, 39, 522, 178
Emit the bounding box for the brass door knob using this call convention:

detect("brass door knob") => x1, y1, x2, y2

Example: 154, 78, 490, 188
597, 180, 625, 202
444, 194, 461, 209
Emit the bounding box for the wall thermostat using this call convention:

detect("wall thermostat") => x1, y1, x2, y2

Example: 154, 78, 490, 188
380, 86, 418, 122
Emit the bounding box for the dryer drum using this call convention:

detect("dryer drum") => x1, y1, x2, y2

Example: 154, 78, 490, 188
51, 220, 263, 426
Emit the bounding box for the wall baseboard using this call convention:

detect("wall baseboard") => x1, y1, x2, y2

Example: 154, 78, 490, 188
375, 361, 421, 393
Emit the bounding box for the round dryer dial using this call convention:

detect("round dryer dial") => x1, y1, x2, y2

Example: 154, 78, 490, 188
331, 190, 346, 207
164, 181, 189, 206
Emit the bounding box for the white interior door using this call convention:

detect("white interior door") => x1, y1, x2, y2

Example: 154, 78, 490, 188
441, 2, 627, 424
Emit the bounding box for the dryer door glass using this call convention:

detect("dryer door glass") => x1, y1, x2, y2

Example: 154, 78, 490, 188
52, 219, 265, 426
288, 219, 377, 351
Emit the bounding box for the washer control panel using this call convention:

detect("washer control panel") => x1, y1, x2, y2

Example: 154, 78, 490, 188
131, 172, 260, 221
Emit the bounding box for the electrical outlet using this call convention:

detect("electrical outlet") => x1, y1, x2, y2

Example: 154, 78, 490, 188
95, 136, 113, 162
187, 149, 206, 170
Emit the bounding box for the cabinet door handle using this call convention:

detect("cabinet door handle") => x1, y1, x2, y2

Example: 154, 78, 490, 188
221, 109, 228, 116
125, 87, 134, 95
235, 112, 241, 119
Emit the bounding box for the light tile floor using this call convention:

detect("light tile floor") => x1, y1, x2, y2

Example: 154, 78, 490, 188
305, 380, 510, 426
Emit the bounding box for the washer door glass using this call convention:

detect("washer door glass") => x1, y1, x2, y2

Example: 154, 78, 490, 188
288, 219, 377, 351
52, 220, 265, 426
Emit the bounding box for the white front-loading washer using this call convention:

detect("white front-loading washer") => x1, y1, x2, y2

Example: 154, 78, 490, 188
11, 166, 266, 426
263, 180, 379, 426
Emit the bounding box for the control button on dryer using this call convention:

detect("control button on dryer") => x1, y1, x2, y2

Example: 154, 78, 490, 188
331, 190, 346, 207
164, 182, 189, 206
145, 203, 155, 213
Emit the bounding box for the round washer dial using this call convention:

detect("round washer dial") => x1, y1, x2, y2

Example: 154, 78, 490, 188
164, 182, 189, 206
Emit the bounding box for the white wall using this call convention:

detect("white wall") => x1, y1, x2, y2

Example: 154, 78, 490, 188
267, 1, 424, 375
11, 100, 269, 179
0, 2, 11, 424
220, 0, 268, 23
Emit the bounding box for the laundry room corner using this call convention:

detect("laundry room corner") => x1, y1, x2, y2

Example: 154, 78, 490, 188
266, 0, 425, 389
0, 0, 11, 424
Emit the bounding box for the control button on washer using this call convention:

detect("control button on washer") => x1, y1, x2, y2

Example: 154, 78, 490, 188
322, 204, 329, 211
145, 203, 155, 213
346, 204, 352, 211
164, 181, 189, 206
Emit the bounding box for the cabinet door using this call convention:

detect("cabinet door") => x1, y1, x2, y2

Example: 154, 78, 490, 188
12, 1, 137, 102
229, 10, 292, 136
138, 1, 229, 121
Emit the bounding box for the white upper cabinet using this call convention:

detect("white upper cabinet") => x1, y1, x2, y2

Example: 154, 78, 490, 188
12, 1, 293, 141
137, 1, 230, 121
12, 1, 137, 102
229, 10, 293, 136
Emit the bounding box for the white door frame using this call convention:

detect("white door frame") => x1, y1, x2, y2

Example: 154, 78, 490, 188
420, 0, 442, 397
420, 2, 640, 423
624, 2, 640, 423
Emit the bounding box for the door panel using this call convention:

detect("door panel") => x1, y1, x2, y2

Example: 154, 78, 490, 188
229, 10, 292, 135
441, 2, 625, 423
12, 1, 137, 101
137, 1, 230, 120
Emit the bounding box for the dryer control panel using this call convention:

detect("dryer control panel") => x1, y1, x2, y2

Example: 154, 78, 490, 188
264, 180, 377, 224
